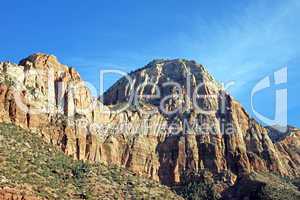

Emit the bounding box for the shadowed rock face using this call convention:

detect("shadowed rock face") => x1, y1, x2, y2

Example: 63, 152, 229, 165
0, 54, 299, 191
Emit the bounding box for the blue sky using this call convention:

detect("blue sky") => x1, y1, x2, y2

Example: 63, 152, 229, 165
0, 0, 299, 127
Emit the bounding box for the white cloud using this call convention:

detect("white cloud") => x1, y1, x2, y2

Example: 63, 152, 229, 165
174, 0, 300, 95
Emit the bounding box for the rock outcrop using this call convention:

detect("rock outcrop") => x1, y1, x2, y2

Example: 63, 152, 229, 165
268, 126, 300, 174
0, 54, 299, 191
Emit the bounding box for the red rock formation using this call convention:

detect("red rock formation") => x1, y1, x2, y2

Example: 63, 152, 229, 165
0, 54, 298, 189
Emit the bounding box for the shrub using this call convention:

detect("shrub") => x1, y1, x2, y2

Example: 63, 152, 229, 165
177, 181, 218, 200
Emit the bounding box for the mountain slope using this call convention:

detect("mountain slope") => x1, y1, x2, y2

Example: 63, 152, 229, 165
0, 123, 298, 200
0, 123, 183, 200
0, 54, 299, 198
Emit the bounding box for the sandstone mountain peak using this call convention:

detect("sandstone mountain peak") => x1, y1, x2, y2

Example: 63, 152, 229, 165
18, 53, 82, 82
132, 58, 216, 83
104, 58, 222, 106
19, 53, 60, 68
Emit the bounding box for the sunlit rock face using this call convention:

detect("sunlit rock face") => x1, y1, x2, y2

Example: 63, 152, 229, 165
103, 58, 299, 185
0, 53, 111, 162
0, 54, 299, 190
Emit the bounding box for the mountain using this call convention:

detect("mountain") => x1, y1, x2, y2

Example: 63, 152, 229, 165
0, 53, 299, 199
103, 58, 300, 182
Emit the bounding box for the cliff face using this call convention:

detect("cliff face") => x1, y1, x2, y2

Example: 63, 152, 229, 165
0, 54, 111, 162
103, 59, 299, 184
0, 54, 299, 190
268, 126, 300, 172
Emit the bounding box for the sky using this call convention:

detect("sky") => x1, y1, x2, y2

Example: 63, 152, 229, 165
0, 0, 299, 127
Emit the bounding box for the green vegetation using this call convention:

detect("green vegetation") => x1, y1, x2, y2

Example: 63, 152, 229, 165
176, 181, 218, 200
225, 172, 300, 200
174, 171, 300, 200
0, 123, 182, 199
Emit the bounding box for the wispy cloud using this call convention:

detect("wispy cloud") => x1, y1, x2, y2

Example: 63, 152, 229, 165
173, 0, 300, 95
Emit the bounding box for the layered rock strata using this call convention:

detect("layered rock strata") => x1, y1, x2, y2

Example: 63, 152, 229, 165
0, 54, 298, 189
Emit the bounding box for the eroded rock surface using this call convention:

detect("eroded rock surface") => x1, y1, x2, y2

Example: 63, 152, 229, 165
0, 54, 299, 191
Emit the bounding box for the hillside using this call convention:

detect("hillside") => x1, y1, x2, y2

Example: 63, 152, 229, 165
223, 172, 300, 200
1, 122, 299, 200
0, 123, 182, 200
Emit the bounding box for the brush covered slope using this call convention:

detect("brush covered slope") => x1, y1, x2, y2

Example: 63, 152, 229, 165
0, 123, 183, 200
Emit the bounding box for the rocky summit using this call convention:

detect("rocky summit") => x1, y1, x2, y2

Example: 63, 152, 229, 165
0, 53, 299, 199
